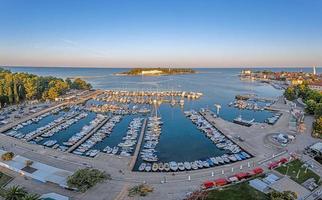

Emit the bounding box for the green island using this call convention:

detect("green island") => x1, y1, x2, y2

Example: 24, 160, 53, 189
116, 68, 196, 76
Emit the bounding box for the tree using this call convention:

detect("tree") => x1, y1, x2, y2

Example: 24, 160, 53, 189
1, 152, 14, 161
307, 90, 322, 103
72, 78, 92, 90
284, 87, 296, 101
7, 83, 13, 104
315, 103, 322, 117
269, 190, 297, 200
67, 168, 109, 192
0, 69, 91, 106
313, 117, 322, 138
46, 88, 59, 100
297, 83, 309, 100
306, 99, 317, 115
13, 81, 19, 103
24, 78, 37, 100
4, 185, 27, 200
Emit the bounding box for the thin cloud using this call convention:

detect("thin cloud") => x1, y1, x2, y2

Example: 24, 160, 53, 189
61, 39, 109, 58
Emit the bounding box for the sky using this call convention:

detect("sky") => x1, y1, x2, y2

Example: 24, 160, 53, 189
0, 0, 322, 68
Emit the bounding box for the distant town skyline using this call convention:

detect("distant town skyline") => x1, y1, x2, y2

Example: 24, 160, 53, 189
1, 0, 322, 68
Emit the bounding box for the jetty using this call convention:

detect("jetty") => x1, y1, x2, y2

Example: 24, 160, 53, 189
26, 113, 80, 142
66, 117, 110, 153
235, 94, 275, 103
129, 118, 147, 170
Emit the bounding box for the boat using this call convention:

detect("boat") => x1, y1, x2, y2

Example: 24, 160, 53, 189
184, 162, 191, 170
178, 162, 185, 171
112, 147, 119, 155
238, 153, 246, 160
43, 140, 57, 147
158, 163, 164, 171
222, 155, 231, 163
216, 156, 225, 164
210, 157, 219, 165
234, 154, 242, 161
202, 160, 210, 168
228, 155, 237, 162
152, 163, 159, 172
164, 163, 170, 172
138, 163, 146, 171
142, 156, 158, 162
196, 160, 203, 168
241, 151, 251, 158
206, 158, 214, 166
191, 162, 198, 170
88, 149, 99, 157
233, 115, 254, 127
169, 161, 178, 171
145, 163, 152, 172
103, 146, 112, 153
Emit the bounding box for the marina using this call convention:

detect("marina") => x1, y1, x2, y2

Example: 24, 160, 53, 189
0, 69, 284, 174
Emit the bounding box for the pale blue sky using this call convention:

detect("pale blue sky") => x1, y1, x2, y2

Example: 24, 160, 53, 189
0, 0, 321, 67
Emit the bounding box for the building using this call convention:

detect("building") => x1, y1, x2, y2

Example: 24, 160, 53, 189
308, 81, 322, 92
313, 66, 317, 75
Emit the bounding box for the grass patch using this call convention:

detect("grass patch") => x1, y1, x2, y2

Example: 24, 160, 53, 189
206, 182, 268, 200
275, 159, 320, 184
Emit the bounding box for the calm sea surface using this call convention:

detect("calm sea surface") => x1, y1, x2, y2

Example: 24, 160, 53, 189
5, 67, 317, 165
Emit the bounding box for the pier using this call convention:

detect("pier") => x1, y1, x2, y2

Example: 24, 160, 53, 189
129, 118, 147, 170
66, 117, 110, 153
26, 113, 80, 142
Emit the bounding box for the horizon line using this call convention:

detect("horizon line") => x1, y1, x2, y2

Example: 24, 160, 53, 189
1, 65, 319, 69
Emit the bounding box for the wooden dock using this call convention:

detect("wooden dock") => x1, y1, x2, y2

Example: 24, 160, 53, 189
129, 118, 147, 170
26, 113, 80, 142
66, 117, 110, 153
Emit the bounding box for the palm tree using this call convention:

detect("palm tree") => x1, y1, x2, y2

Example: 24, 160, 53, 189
21, 193, 41, 200
4, 185, 27, 200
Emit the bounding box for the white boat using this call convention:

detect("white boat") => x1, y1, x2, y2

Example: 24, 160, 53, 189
178, 162, 185, 171
158, 163, 164, 171
152, 163, 159, 172
216, 156, 225, 164
228, 155, 237, 162
210, 157, 219, 165
112, 147, 119, 155
184, 162, 191, 170
169, 161, 178, 171
164, 163, 170, 171
145, 163, 152, 172
138, 163, 146, 171
191, 162, 198, 170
